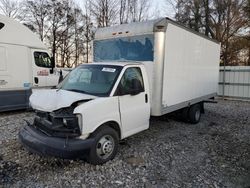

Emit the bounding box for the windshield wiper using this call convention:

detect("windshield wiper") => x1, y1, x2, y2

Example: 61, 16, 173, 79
65, 89, 87, 94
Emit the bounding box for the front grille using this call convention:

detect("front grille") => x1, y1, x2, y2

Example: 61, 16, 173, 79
34, 109, 81, 138
36, 111, 48, 118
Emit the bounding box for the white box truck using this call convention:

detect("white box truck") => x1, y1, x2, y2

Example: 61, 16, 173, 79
19, 18, 220, 164
0, 15, 65, 112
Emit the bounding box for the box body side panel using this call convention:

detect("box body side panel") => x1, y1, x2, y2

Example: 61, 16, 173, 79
161, 23, 220, 108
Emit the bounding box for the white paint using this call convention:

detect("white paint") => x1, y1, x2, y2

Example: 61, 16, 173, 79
150, 31, 166, 115
102, 67, 116, 72
0, 46, 6, 71
95, 18, 220, 116
73, 64, 150, 139
162, 23, 220, 108
95, 19, 159, 40
74, 97, 122, 137
30, 89, 96, 112
0, 15, 46, 49
114, 65, 150, 138
29, 18, 220, 143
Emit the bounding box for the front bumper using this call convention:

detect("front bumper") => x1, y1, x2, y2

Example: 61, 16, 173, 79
19, 125, 94, 159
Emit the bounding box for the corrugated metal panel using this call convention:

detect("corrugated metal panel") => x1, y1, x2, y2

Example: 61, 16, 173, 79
218, 66, 250, 99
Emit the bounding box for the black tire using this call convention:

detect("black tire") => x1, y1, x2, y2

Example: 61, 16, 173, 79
181, 107, 189, 122
188, 104, 201, 124
87, 126, 119, 165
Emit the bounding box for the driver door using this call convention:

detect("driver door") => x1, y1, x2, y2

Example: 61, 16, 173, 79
116, 67, 150, 138
32, 50, 53, 87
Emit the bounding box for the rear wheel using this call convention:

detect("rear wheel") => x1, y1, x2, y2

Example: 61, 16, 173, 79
87, 126, 119, 165
180, 107, 189, 122
188, 104, 201, 124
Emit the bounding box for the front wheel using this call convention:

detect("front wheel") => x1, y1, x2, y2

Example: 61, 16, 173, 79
87, 126, 119, 165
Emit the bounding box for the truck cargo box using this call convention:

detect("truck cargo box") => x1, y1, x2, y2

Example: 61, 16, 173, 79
94, 18, 220, 116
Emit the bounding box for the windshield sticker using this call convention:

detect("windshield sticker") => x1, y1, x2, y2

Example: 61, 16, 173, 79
102, 68, 116, 73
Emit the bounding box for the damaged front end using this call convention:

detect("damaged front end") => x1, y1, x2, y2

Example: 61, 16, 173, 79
19, 105, 94, 159
33, 107, 81, 138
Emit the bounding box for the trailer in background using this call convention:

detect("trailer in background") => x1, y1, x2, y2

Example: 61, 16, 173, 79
0, 15, 67, 112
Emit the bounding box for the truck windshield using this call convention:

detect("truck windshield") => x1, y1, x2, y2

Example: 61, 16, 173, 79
58, 65, 122, 96
94, 34, 154, 62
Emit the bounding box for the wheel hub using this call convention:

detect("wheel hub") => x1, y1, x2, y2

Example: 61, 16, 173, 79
102, 140, 113, 154
195, 110, 201, 121
96, 135, 115, 159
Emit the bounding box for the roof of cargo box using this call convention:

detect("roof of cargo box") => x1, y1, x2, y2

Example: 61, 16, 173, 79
95, 17, 219, 44
0, 15, 47, 49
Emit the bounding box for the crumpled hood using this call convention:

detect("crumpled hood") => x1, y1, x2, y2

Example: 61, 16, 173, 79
30, 89, 97, 112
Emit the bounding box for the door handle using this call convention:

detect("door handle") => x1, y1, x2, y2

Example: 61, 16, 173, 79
145, 94, 148, 103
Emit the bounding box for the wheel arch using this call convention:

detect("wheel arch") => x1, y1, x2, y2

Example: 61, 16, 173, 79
91, 120, 122, 140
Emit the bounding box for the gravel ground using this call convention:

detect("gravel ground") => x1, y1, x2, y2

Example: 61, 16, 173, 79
1, 99, 250, 188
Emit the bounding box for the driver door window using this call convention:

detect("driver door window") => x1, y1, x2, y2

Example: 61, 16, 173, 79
118, 67, 144, 95
34, 52, 52, 68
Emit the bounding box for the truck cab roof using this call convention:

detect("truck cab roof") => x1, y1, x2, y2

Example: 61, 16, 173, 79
0, 15, 47, 49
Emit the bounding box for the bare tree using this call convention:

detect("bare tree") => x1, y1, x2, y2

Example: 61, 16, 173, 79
80, 0, 94, 63
211, 0, 248, 65
119, 0, 128, 24
244, 0, 250, 65
24, 0, 87, 67
0, 0, 25, 20
165, 0, 178, 13
24, 0, 50, 41
47, 0, 70, 65
174, 0, 204, 32
89, 0, 118, 27
72, 6, 84, 66
129, 0, 150, 22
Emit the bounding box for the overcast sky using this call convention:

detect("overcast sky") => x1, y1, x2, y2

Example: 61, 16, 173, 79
0, 0, 175, 20
151, 0, 175, 18
74, 0, 175, 19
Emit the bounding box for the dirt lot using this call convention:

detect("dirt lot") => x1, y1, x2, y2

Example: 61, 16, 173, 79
1, 99, 250, 188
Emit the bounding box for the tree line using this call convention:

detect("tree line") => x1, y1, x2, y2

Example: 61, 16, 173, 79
0, 0, 152, 67
0, 0, 249, 67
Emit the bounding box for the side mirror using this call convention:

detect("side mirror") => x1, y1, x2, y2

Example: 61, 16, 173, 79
58, 70, 64, 83
129, 79, 144, 96
51, 56, 55, 68
50, 56, 55, 74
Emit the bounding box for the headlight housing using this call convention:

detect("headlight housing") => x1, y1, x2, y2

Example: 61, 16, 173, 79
34, 108, 82, 138
76, 114, 83, 133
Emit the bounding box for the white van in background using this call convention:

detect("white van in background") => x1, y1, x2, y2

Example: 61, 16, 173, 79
0, 15, 67, 112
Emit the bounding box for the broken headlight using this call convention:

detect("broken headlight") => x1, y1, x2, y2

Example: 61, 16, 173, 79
34, 107, 81, 138
76, 114, 83, 133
